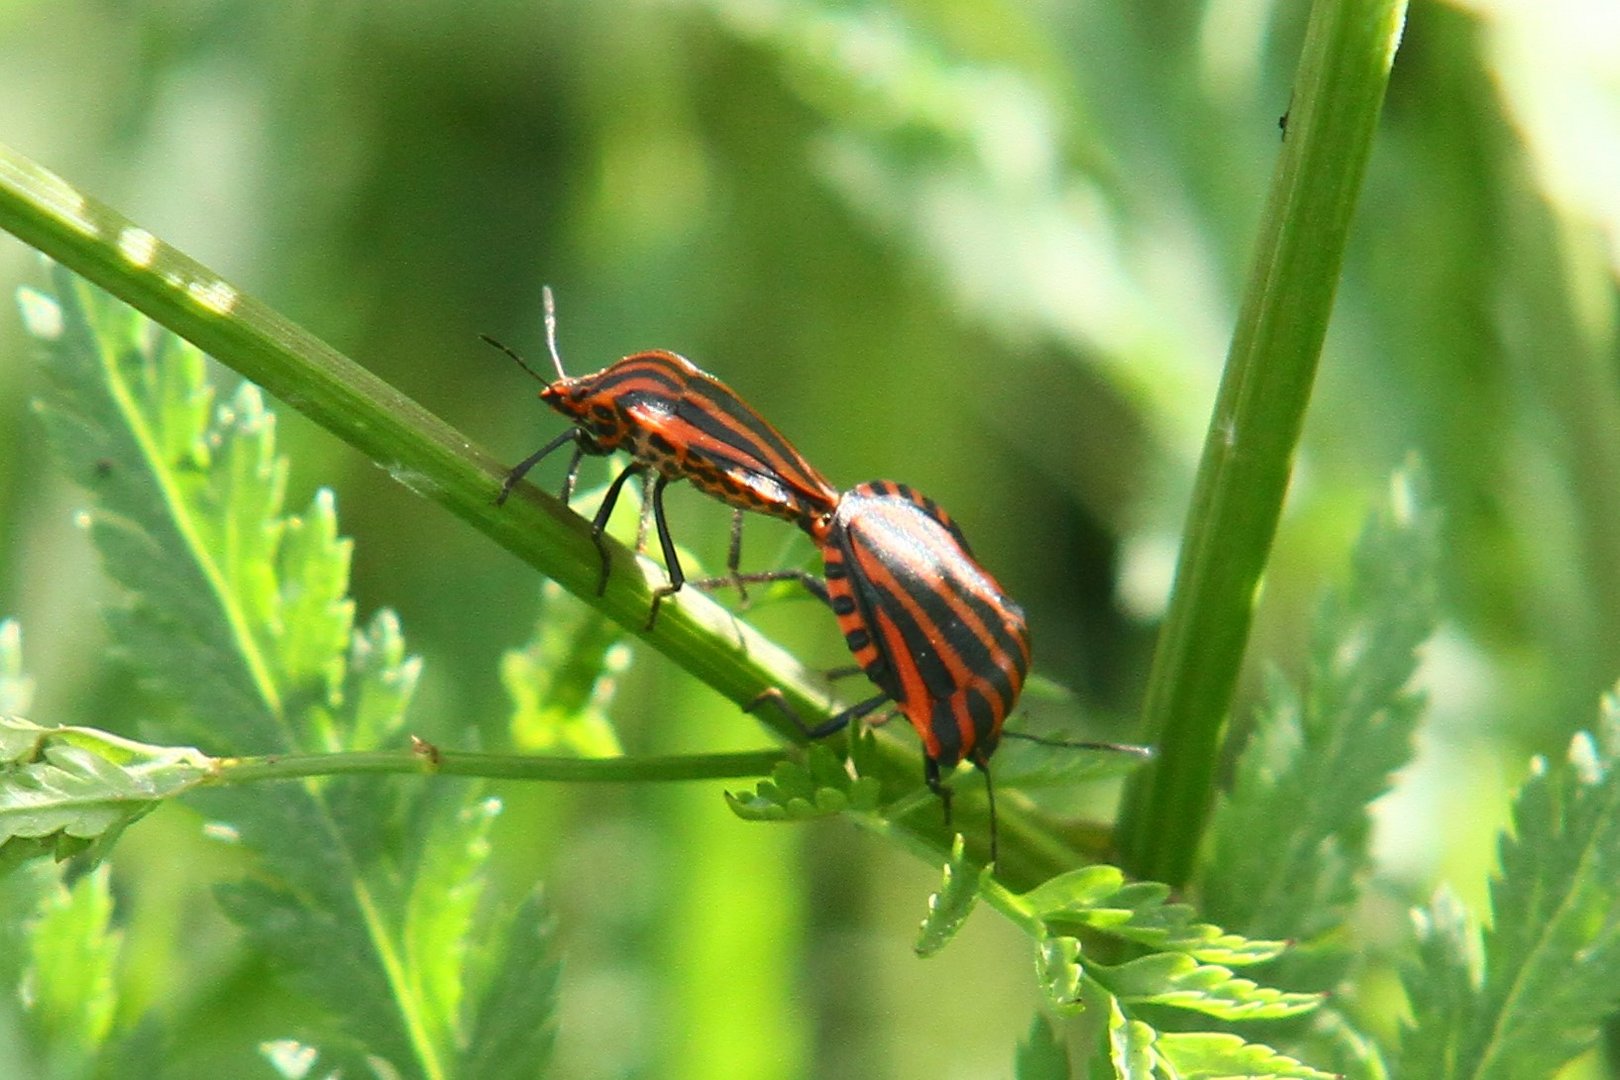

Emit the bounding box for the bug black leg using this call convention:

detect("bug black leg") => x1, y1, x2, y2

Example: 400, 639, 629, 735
748, 687, 889, 742
925, 756, 953, 834
725, 510, 749, 606
644, 476, 685, 631
634, 472, 657, 555
558, 441, 587, 506
590, 465, 644, 595
651, 564, 828, 634
972, 747, 998, 866
498, 428, 581, 506
798, 574, 831, 606
682, 567, 829, 607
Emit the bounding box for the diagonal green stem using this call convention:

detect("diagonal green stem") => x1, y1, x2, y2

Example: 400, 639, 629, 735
1116, 0, 1409, 885
0, 143, 1102, 891
0, 145, 833, 727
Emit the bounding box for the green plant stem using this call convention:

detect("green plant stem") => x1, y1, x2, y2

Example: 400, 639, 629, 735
211, 746, 790, 785
1117, 0, 1408, 885
0, 144, 828, 727
0, 147, 1099, 891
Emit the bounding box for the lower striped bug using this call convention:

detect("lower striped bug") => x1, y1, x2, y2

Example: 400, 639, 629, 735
737, 480, 1143, 864
489, 289, 839, 628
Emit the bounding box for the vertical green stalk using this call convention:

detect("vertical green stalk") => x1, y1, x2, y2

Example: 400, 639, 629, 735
1118, 0, 1408, 885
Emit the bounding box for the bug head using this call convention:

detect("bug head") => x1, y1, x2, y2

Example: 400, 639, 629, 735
537, 370, 621, 449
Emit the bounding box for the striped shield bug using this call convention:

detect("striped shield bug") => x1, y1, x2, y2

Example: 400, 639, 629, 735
489, 288, 839, 627
810, 480, 1029, 861
742, 481, 1143, 863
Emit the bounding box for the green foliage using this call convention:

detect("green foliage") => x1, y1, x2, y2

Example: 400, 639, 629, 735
1, 0, 1617, 1071
1034, 919, 1318, 1024
0, 715, 210, 873
1144, 1032, 1336, 1080
1098, 995, 1154, 1080
1398, 703, 1620, 1080
1087, 952, 1318, 1022
1199, 463, 1439, 958
501, 580, 628, 756
1028, 865, 1287, 966
19, 865, 121, 1073
989, 736, 1154, 790
725, 743, 882, 821
459, 889, 562, 1080
15, 273, 560, 1078
1024, 863, 1320, 1076
913, 834, 988, 958
23, 276, 292, 754
1036, 932, 1085, 1008
1078, 985, 1335, 1080
1014, 1013, 1070, 1080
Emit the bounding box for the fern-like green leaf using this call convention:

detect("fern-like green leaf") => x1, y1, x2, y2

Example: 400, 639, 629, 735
1102, 994, 1155, 1080
1039, 929, 1323, 1076
0, 711, 39, 762
1398, 702, 1620, 1079
1, 716, 211, 872
1036, 933, 1085, 1012
0, 619, 33, 714
320, 609, 422, 869
209, 813, 421, 1070
1199, 463, 1438, 949
1397, 887, 1474, 1079
274, 486, 355, 727
1152, 1032, 1337, 1079
405, 797, 500, 1060
501, 580, 628, 756
28, 271, 466, 1075
25, 276, 283, 753
21, 864, 121, 1072
1025, 864, 1287, 965
1024, 865, 1324, 1068
459, 888, 561, 1079
914, 834, 988, 957
725, 743, 881, 821
1014, 1013, 1070, 1080
1090, 951, 1322, 1021
342, 609, 420, 755
199, 606, 433, 1072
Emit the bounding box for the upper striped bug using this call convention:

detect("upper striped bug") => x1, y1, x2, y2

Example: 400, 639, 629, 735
742, 480, 1144, 864
489, 288, 839, 627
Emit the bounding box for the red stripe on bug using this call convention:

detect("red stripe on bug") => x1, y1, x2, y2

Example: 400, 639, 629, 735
488, 288, 838, 628
729, 480, 1033, 861
715, 477, 1148, 865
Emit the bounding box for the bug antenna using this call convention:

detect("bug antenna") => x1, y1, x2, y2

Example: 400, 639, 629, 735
541, 285, 568, 380
480, 334, 551, 387
1001, 730, 1154, 758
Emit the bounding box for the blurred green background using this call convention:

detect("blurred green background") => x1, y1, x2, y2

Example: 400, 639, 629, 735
2, 0, 1618, 1076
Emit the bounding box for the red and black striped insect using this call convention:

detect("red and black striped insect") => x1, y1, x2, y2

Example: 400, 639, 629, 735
741, 480, 1150, 862
815, 481, 1030, 778
743, 480, 1143, 863
808, 482, 1028, 860
490, 288, 839, 627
